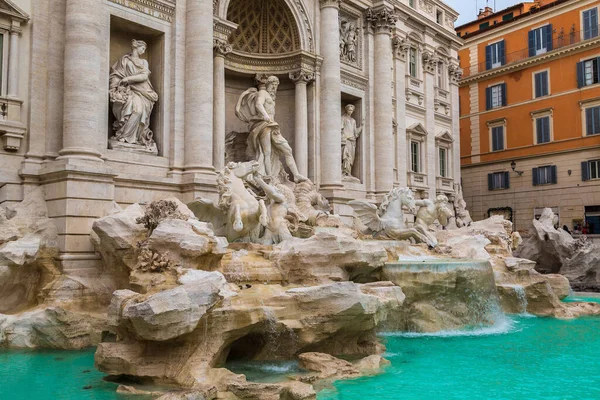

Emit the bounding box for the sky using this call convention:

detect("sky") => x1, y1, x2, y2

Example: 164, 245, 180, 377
444, 0, 523, 26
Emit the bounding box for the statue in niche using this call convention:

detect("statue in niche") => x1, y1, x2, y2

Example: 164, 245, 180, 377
341, 104, 363, 178
339, 19, 359, 64
235, 75, 307, 183
109, 39, 158, 155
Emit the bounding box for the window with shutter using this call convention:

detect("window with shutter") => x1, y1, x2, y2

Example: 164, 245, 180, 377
488, 172, 509, 190
530, 26, 551, 56
586, 106, 600, 135
534, 165, 556, 185
589, 159, 600, 180
492, 126, 504, 151
489, 84, 503, 109
535, 116, 551, 143
583, 8, 599, 40
410, 141, 420, 172
534, 71, 549, 97
486, 41, 505, 70
582, 161, 590, 181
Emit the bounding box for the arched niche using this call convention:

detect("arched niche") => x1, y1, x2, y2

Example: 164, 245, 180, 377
216, 0, 314, 53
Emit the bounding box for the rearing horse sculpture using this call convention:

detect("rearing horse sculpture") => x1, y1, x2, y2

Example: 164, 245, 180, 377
348, 187, 435, 247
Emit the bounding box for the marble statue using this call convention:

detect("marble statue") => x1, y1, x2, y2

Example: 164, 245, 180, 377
348, 187, 432, 246
413, 195, 454, 247
341, 104, 363, 178
452, 183, 473, 228
109, 39, 158, 154
189, 161, 296, 244
235, 75, 307, 183
339, 19, 359, 64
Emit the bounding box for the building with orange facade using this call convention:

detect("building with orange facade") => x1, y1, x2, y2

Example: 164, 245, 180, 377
457, 0, 600, 236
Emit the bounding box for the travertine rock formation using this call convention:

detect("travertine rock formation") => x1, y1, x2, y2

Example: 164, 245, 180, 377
515, 208, 600, 291
0, 188, 105, 348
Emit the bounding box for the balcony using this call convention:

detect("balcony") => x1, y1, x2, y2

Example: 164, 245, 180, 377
462, 25, 600, 78
408, 171, 428, 190
0, 97, 27, 152
436, 176, 454, 194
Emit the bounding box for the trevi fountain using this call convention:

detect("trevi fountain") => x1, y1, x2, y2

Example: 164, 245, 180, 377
1, 0, 600, 399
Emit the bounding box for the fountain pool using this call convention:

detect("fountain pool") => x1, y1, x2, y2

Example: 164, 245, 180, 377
1, 297, 599, 399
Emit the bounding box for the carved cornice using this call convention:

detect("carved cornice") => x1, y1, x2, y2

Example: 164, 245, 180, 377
213, 38, 233, 57
341, 69, 368, 91
392, 35, 410, 61
213, 17, 238, 42
225, 50, 322, 76
366, 7, 397, 35
319, 0, 341, 10
107, 0, 175, 23
289, 69, 315, 84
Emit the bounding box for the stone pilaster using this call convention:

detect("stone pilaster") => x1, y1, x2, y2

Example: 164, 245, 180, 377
58, 0, 107, 161
290, 69, 314, 178
393, 35, 408, 188
367, 7, 397, 196
40, 0, 115, 274
423, 50, 437, 199
7, 22, 20, 97
319, 0, 343, 190
183, 0, 217, 201
213, 38, 232, 173
449, 63, 462, 181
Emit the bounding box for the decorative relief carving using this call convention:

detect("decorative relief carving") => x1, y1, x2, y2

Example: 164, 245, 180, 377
366, 7, 397, 35
225, 51, 321, 75
448, 64, 463, 84
108, 0, 175, 23
418, 0, 434, 16
289, 69, 315, 84
213, 38, 233, 57
421, 50, 437, 74
339, 15, 361, 68
445, 15, 457, 29
228, 0, 300, 54
392, 35, 410, 61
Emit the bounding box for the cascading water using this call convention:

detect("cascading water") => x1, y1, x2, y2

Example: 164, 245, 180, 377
380, 258, 507, 332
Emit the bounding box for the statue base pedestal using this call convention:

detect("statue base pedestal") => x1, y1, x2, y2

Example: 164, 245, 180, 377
108, 139, 158, 156
342, 175, 361, 185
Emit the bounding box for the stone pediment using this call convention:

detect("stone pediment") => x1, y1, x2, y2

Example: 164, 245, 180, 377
0, 0, 29, 21
436, 130, 453, 142
407, 123, 428, 136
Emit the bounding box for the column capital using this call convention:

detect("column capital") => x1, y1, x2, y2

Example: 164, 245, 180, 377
289, 69, 315, 85
319, 0, 341, 10
392, 35, 410, 61
421, 50, 437, 74
448, 64, 463, 84
213, 38, 232, 57
366, 7, 397, 35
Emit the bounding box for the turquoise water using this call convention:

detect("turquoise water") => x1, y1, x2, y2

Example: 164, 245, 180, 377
1, 297, 600, 400
319, 315, 600, 400
0, 348, 121, 400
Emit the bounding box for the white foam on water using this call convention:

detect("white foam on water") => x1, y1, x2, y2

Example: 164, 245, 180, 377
379, 316, 518, 338
257, 362, 298, 374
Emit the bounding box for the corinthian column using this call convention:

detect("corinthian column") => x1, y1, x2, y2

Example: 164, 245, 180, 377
184, 0, 214, 175
290, 69, 314, 177
319, 0, 342, 189
367, 7, 397, 195
58, 0, 106, 161
7, 24, 20, 97
423, 50, 437, 199
213, 38, 232, 172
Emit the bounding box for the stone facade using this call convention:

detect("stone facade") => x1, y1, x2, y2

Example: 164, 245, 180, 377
0, 0, 460, 269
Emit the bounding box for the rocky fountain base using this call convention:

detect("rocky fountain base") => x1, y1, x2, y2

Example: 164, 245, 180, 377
2, 190, 600, 399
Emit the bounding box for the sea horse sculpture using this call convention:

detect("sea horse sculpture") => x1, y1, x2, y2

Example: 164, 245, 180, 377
348, 187, 434, 247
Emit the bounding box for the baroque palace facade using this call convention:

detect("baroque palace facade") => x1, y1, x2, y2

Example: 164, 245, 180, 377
457, 0, 600, 235
0, 0, 461, 270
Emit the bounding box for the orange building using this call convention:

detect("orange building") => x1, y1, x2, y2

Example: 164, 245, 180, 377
457, 0, 600, 236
